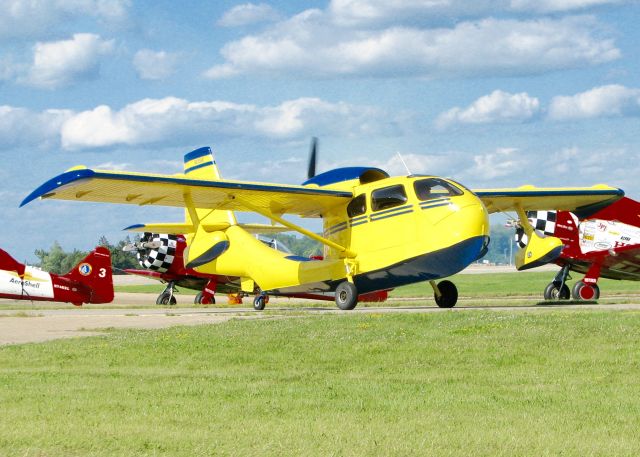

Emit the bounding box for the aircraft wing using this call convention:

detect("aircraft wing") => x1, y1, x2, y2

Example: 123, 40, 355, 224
21, 167, 353, 218
474, 185, 624, 215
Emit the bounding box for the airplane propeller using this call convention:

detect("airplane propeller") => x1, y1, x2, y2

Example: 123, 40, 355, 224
307, 137, 318, 179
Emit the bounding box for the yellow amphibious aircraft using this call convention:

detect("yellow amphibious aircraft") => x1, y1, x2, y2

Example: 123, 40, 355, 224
21, 143, 623, 310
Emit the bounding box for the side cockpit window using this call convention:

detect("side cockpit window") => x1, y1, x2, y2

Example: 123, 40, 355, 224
414, 178, 463, 201
347, 194, 367, 217
372, 185, 407, 211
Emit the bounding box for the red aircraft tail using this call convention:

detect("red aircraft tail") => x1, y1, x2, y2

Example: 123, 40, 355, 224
0, 248, 26, 277
64, 247, 114, 304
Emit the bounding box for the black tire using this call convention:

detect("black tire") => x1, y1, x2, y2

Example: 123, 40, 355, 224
253, 295, 266, 311
194, 292, 216, 305
335, 281, 358, 310
157, 291, 177, 306
571, 281, 600, 300
434, 280, 458, 308
543, 282, 570, 300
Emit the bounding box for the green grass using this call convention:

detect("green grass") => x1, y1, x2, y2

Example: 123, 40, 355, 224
2, 312, 640, 456
392, 271, 640, 298
114, 284, 168, 293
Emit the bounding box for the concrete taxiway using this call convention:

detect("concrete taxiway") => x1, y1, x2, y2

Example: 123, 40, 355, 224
2, 299, 640, 346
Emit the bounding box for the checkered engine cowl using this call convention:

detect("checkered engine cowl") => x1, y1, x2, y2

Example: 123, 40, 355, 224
137, 233, 177, 273
515, 211, 557, 248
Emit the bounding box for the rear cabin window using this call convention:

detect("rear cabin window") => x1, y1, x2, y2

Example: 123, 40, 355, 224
413, 178, 463, 201
371, 185, 408, 211
347, 194, 367, 217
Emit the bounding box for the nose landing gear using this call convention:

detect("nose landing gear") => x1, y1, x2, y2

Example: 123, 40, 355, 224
431, 280, 458, 308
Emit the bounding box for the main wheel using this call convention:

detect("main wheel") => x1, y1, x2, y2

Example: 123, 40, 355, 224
434, 280, 458, 308
335, 281, 358, 310
157, 291, 177, 305
571, 281, 600, 300
253, 295, 266, 311
194, 292, 215, 305
543, 282, 570, 300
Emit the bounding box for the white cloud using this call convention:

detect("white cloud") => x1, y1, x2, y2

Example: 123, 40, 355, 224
436, 90, 540, 128
0, 0, 131, 40
0, 105, 71, 149
548, 84, 640, 120
133, 49, 178, 80
58, 96, 401, 149
24, 33, 114, 89
205, 14, 619, 79
510, 0, 626, 13
328, 0, 628, 25
217, 3, 280, 27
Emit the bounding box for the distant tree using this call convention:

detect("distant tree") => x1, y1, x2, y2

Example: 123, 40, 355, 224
482, 224, 516, 265
271, 233, 322, 257
97, 235, 141, 274
34, 235, 142, 275
34, 241, 88, 274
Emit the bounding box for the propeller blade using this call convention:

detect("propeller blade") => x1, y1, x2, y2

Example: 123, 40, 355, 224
307, 137, 318, 179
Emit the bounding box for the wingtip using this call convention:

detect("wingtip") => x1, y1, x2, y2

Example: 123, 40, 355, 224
123, 224, 146, 231
19, 168, 96, 208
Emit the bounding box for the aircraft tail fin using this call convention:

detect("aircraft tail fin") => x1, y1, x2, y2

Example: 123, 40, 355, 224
183, 147, 237, 226
64, 246, 114, 304
553, 210, 580, 247
0, 248, 26, 277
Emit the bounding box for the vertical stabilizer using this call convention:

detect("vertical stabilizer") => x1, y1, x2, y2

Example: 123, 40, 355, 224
64, 246, 114, 303
183, 147, 237, 226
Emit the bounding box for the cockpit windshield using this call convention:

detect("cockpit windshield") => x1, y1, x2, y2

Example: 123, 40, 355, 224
413, 178, 463, 201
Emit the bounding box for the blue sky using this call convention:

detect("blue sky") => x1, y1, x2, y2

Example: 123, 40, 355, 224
1, 0, 639, 262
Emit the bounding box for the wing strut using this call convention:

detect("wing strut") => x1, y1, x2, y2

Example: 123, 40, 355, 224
234, 197, 356, 258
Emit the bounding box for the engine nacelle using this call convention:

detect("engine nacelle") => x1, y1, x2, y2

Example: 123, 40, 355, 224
184, 230, 230, 269
515, 231, 563, 271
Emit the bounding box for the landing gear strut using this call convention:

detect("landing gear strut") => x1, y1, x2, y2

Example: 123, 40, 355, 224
543, 265, 570, 300
156, 281, 177, 305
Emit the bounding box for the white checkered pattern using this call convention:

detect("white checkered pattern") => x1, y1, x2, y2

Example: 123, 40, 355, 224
515, 210, 557, 248
137, 233, 177, 273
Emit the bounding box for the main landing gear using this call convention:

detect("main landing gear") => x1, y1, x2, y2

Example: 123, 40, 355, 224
335, 281, 358, 310
543, 265, 601, 301
156, 281, 177, 305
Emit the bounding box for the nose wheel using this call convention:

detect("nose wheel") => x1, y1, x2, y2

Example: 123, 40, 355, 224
431, 280, 458, 308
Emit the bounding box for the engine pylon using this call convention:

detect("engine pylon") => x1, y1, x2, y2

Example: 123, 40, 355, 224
514, 203, 564, 271
515, 231, 563, 271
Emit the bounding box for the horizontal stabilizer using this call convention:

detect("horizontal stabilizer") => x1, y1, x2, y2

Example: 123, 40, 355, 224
124, 222, 231, 234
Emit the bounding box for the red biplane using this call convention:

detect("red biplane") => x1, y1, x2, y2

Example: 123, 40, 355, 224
516, 197, 640, 300
0, 246, 114, 306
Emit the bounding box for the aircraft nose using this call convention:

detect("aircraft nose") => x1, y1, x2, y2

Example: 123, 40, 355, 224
433, 198, 490, 264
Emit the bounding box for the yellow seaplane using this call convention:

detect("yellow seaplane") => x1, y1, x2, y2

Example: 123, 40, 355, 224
21, 142, 623, 310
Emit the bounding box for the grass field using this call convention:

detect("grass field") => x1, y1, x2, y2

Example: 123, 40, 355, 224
2, 311, 640, 456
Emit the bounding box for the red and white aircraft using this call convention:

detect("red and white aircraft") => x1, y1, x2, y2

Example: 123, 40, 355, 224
516, 197, 640, 300
0, 247, 114, 306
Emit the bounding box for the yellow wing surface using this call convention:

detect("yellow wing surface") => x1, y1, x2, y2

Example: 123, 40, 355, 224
473, 185, 623, 215
20, 167, 352, 218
